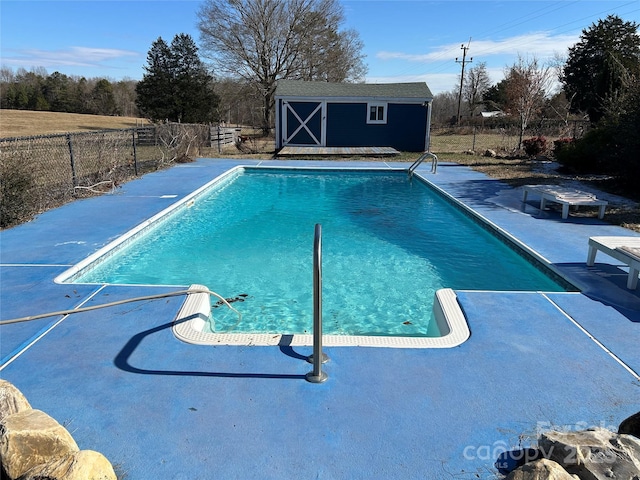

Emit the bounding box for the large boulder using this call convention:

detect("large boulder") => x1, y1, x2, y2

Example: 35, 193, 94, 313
506, 458, 575, 479
620, 411, 640, 440
0, 409, 79, 480
484, 149, 497, 157
0, 380, 31, 422
539, 427, 640, 480
18, 450, 117, 480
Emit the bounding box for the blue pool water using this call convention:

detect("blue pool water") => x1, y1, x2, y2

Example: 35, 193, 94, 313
73, 168, 569, 336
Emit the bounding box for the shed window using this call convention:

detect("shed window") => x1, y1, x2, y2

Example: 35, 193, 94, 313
367, 103, 387, 124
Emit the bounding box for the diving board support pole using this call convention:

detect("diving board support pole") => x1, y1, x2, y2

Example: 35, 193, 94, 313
307, 223, 328, 383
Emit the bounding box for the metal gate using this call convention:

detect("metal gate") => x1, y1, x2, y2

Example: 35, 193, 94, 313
282, 101, 325, 146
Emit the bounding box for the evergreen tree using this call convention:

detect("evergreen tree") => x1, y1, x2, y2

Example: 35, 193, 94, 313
91, 79, 118, 115
170, 34, 218, 123
483, 80, 509, 112
562, 15, 640, 123
136, 34, 219, 123
136, 37, 175, 122
71, 77, 92, 114
43, 71, 72, 112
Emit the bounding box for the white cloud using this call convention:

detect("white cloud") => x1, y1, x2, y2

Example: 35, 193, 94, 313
369, 31, 575, 94
376, 31, 578, 64
2, 47, 139, 69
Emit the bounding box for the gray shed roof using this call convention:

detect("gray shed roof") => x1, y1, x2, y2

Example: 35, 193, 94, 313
275, 80, 433, 100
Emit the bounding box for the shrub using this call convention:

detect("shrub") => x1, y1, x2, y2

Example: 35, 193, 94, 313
553, 128, 614, 173
553, 137, 574, 154
0, 160, 36, 228
522, 136, 547, 157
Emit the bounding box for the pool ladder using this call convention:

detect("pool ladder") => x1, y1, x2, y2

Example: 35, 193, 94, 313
306, 223, 329, 383
408, 151, 438, 176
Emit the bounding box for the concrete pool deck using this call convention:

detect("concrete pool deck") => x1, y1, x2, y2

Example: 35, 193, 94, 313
1, 158, 638, 479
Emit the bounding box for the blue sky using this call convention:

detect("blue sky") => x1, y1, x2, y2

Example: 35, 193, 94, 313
1, 0, 638, 95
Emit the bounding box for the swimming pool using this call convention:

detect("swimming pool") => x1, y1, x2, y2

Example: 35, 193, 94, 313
59, 167, 571, 346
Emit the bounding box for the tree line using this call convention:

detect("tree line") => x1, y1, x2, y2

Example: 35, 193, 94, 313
0, 67, 138, 117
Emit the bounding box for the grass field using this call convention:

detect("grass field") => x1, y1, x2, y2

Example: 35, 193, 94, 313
0, 109, 150, 138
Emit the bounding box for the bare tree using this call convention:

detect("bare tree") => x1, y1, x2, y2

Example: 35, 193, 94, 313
0, 66, 15, 83
463, 62, 491, 119
214, 77, 260, 126
112, 79, 139, 118
197, 0, 366, 133
295, 12, 366, 82
504, 55, 553, 150
432, 89, 459, 126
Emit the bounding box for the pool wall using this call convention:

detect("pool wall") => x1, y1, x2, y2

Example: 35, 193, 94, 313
54, 166, 245, 285
419, 175, 579, 292
54, 164, 576, 348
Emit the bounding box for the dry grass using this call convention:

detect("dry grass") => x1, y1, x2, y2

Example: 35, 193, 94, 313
0, 109, 150, 137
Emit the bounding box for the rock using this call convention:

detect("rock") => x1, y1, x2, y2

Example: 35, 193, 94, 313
484, 149, 497, 157
620, 411, 640, 439
0, 380, 31, 422
0, 409, 79, 480
19, 450, 117, 480
496, 448, 543, 474
539, 427, 640, 480
506, 458, 575, 479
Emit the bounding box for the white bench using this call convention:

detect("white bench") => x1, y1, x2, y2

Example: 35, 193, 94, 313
522, 184, 607, 219
587, 236, 640, 289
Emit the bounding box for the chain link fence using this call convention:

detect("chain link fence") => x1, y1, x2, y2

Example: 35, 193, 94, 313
1, 123, 215, 229
430, 120, 591, 155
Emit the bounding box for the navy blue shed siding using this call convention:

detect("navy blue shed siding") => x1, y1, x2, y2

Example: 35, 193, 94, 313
326, 103, 427, 152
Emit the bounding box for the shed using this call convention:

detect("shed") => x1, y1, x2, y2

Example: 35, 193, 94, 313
274, 80, 433, 153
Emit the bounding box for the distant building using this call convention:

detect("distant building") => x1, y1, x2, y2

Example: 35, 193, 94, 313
480, 111, 505, 118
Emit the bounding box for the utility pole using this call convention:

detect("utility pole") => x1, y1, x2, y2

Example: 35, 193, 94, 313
455, 39, 472, 125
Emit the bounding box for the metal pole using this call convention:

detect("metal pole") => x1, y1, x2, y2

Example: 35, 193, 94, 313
306, 223, 328, 383
455, 40, 472, 125
66, 133, 78, 189
132, 129, 139, 176
472, 125, 477, 152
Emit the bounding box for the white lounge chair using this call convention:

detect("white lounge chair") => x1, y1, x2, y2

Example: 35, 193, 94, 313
587, 236, 640, 289
522, 184, 607, 219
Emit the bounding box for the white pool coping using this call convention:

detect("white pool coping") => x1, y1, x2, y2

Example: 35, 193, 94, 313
172, 285, 471, 348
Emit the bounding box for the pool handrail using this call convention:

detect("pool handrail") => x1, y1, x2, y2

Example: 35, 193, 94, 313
408, 151, 438, 176
306, 223, 328, 383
